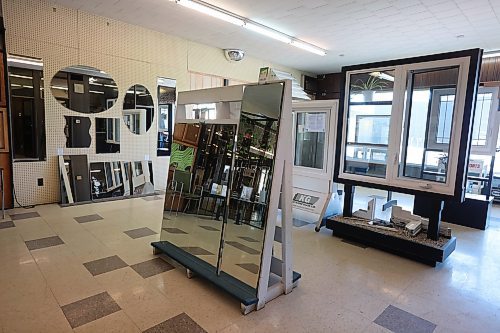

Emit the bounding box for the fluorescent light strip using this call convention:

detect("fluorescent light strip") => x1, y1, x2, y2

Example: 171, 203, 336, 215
177, 0, 244, 26
245, 23, 291, 44
175, 0, 326, 56
290, 40, 326, 56
7, 55, 43, 67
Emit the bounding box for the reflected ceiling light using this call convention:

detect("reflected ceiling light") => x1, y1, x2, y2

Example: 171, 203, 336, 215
483, 51, 500, 58
370, 71, 394, 82
175, 0, 326, 56
176, 0, 244, 26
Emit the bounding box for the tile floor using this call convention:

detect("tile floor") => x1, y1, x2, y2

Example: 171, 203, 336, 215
0, 196, 499, 332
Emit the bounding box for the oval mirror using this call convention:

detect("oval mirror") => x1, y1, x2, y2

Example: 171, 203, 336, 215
123, 84, 154, 135
50, 65, 118, 113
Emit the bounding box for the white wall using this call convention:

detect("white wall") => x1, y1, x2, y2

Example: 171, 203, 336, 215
3, 0, 304, 206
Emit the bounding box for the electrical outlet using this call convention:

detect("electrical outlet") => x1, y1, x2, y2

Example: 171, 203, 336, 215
37, 178, 44, 186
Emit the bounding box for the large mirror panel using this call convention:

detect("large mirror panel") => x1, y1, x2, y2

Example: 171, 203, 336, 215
220, 82, 284, 290
161, 123, 236, 269
50, 65, 118, 113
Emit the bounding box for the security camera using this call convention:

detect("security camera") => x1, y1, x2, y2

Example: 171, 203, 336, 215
224, 49, 245, 62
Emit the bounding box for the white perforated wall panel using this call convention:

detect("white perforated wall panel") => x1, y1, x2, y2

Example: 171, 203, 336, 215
3, 0, 303, 206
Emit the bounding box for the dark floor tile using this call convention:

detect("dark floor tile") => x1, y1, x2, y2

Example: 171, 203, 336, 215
130, 258, 174, 278
25, 236, 64, 251
124, 227, 158, 239
374, 305, 437, 333
199, 225, 219, 231
341, 239, 368, 249
180, 246, 214, 256
238, 236, 259, 243
163, 227, 188, 234
83, 255, 128, 276
143, 312, 207, 333
225, 241, 260, 255
237, 263, 260, 274
61, 291, 121, 328
74, 214, 103, 224
142, 196, 163, 201
10, 211, 40, 220
293, 218, 312, 227
0, 220, 15, 229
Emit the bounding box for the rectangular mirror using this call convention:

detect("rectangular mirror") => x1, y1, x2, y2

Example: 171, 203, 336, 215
96, 118, 120, 153
59, 154, 91, 204
219, 82, 284, 290
90, 161, 126, 199
131, 161, 155, 195
160, 122, 237, 269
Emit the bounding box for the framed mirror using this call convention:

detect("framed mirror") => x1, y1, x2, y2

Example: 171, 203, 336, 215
123, 84, 154, 135
219, 82, 284, 290
96, 118, 120, 154
51, 65, 118, 113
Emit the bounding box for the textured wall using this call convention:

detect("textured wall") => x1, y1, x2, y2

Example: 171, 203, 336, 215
3, 0, 303, 206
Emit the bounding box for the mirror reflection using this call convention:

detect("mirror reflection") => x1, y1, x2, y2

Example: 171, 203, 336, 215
220, 82, 284, 289
161, 123, 236, 268
96, 118, 120, 153
90, 161, 126, 199
59, 155, 91, 204
64, 116, 91, 148
51, 65, 118, 113
123, 84, 154, 135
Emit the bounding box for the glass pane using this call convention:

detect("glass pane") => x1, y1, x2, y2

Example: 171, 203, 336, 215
220, 82, 284, 291
471, 93, 493, 146
344, 70, 394, 177
160, 123, 236, 270
400, 66, 460, 183
123, 84, 154, 134
294, 112, 326, 169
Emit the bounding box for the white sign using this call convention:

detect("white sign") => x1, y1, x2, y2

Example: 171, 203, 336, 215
304, 113, 326, 132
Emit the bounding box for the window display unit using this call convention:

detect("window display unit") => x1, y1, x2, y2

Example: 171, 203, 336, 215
152, 80, 300, 314
328, 49, 482, 266
336, 49, 482, 199
292, 100, 340, 228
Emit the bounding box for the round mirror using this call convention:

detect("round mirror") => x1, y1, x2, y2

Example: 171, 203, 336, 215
123, 84, 154, 135
50, 65, 118, 113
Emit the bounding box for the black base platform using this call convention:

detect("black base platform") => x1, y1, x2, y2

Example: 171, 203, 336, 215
326, 218, 456, 267
152, 241, 302, 307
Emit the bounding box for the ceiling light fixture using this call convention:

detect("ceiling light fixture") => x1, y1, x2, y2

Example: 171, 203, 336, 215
176, 0, 244, 26
483, 51, 500, 58
244, 23, 292, 44
175, 0, 326, 56
370, 71, 394, 82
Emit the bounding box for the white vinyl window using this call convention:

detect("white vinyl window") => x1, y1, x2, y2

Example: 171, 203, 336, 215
339, 57, 473, 196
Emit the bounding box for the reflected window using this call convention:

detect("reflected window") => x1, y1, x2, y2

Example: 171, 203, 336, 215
294, 112, 326, 169
8, 56, 46, 161
96, 118, 120, 154
185, 103, 217, 120
344, 70, 394, 177
123, 84, 154, 135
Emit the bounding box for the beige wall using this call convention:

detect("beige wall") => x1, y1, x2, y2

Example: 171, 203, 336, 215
3, 0, 304, 205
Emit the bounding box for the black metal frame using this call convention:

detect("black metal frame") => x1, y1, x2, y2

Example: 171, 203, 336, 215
334, 48, 483, 201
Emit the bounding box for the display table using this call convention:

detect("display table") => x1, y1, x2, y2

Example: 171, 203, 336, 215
326, 215, 456, 267
413, 193, 493, 230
